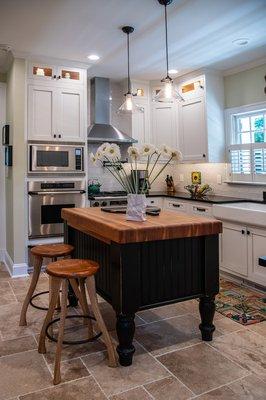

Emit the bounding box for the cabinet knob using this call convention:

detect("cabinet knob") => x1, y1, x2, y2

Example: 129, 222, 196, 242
241, 229, 245, 235
247, 230, 250, 235
53, 134, 56, 138
202, 154, 206, 158
58, 134, 61, 139
53, 75, 56, 79
57, 75, 61, 79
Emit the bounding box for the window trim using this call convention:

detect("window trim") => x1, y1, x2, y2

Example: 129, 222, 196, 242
225, 101, 266, 184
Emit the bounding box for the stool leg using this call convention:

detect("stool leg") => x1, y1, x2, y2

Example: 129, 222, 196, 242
69, 278, 93, 338
86, 276, 117, 368
38, 276, 61, 354
54, 279, 68, 385
52, 257, 61, 310
19, 255, 43, 326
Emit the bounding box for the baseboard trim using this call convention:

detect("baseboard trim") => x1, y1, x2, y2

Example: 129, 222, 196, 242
0, 249, 29, 278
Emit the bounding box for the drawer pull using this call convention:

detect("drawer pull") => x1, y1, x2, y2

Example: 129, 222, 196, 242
172, 204, 181, 207
196, 207, 206, 212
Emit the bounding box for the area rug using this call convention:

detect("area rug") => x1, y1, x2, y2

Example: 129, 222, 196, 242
215, 278, 266, 326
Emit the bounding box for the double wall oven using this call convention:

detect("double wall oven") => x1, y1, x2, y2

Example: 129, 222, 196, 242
28, 181, 86, 238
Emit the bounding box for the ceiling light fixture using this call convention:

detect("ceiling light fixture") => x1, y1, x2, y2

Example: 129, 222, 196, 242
118, 26, 143, 114
87, 54, 100, 61
154, 0, 184, 103
232, 38, 249, 46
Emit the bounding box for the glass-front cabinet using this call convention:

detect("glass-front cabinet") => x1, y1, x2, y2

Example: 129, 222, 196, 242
28, 62, 85, 86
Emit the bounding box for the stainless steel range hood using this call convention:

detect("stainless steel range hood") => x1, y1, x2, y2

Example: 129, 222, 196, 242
87, 77, 137, 143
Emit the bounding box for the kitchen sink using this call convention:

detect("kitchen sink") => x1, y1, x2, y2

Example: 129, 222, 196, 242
213, 202, 266, 228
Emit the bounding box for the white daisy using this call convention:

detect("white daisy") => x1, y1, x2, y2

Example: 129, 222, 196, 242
127, 146, 139, 160
89, 152, 97, 164
98, 142, 111, 154
95, 149, 104, 161
105, 143, 121, 160
160, 144, 172, 157
140, 143, 156, 156
170, 149, 182, 162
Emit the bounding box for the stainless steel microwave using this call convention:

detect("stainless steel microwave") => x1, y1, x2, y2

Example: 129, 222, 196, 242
28, 144, 84, 174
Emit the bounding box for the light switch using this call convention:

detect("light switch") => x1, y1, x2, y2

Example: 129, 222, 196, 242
179, 174, 184, 182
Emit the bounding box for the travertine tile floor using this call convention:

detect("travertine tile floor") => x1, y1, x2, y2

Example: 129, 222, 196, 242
0, 262, 265, 399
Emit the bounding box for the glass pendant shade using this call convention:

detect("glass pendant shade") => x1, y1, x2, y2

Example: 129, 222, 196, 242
117, 93, 143, 114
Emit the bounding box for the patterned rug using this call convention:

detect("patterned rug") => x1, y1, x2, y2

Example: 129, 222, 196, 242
215, 279, 266, 326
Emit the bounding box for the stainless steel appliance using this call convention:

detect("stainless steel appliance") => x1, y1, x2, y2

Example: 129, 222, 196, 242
28, 143, 84, 174
88, 191, 127, 207
28, 181, 86, 238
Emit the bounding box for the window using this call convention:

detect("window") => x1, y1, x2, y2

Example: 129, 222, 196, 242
226, 104, 266, 183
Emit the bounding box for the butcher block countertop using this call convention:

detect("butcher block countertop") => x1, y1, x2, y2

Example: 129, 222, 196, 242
62, 208, 222, 244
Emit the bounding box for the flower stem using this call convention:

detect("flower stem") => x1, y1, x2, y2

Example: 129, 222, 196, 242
149, 156, 173, 185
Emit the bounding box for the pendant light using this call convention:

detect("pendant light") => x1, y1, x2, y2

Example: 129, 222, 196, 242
154, 0, 184, 103
118, 26, 143, 114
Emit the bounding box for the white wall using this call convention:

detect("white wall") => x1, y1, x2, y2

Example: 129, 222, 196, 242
0, 83, 6, 257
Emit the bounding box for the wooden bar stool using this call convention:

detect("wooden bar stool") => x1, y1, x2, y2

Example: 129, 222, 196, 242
19, 244, 74, 326
38, 258, 117, 385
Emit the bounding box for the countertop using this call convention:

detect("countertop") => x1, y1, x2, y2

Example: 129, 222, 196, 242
62, 207, 222, 244
147, 191, 261, 204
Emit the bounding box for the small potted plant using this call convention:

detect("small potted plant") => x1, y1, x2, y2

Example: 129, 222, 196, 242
90, 143, 182, 221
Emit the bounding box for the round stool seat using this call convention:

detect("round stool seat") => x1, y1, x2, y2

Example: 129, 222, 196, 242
46, 259, 99, 279
31, 244, 74, 258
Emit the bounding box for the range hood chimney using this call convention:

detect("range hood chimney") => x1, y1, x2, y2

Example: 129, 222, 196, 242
87, 77, 137, 143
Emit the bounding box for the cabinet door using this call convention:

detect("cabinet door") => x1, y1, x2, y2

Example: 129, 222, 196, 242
132, 101, 150, 144
179, 97, 207, 162
151, 103, 177, 149
247, 228, 266, 286
220, 223, 248, 276
57, 88, 84, 141
28, 85, 56, 140
58, 67, 85, 86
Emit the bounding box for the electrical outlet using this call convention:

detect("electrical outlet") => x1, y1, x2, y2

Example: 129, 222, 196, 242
179, 174, 184, 182
216, 174, 222, 185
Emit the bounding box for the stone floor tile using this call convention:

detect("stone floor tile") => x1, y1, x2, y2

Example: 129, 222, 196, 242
158, 343, 248, 395
206, 315, 244, 335
144, 376, 193, 400
210, 329, 266, 378
135, 314, 203, 356
0, 280, 17, 305
49, 358, 90, 383
82, 343, 170, 397
247, 321, 266, 338
0, 335, 37, 357
19, 376, 106, 400
0, 350, 52, 399
137, 302, 190, 323
196, 373, 266, 400
109, 386, 153, 400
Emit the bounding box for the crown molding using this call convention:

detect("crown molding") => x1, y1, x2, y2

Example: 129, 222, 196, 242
223, 56, 266, 77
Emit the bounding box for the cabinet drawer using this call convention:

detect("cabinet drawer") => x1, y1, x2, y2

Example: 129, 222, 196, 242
146, 197, 163, 208
164, 200, 188, 213
191, 204, 213, 217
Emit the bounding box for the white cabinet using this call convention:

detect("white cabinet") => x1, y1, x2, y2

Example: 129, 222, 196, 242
57, 88, 84, 141
177, 73, 225, 163
132, 100, 150, 144
28, 62, 85, 86
178, 97, 207, 162
146, 196, 164, 208
28, 85, 85, 142
247, 227, 266, 286
28, 85, 57, 141
151, 102, 178, 149
220, 223, 248, 277
190, 203, 213, 217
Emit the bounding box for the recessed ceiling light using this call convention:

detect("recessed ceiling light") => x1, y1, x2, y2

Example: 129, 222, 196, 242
87, 54, 100, 61
232, 38, 249, 46
168, 69, 178, 74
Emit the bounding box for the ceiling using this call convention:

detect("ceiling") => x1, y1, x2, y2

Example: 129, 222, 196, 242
0, 0, 266, 79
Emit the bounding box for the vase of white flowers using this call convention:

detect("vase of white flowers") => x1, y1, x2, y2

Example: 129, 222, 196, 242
90, 142, 182, 221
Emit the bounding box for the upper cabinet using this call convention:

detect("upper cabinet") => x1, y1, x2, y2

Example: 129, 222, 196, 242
151, 102, 178, 149
27, 61, 87, 142
177, 74, 225, 163
28, 62, 85, 86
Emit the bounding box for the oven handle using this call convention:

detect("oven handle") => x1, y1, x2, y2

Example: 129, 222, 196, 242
28, 190, 86, 195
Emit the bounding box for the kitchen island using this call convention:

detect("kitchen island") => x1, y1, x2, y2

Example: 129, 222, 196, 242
62, 207, 222, 366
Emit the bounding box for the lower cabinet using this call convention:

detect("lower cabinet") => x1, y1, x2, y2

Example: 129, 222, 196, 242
220, 222, 266, 286
146, 197, 164, 209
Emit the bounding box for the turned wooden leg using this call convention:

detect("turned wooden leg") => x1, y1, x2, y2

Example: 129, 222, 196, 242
53, 279, 68, 385
199, 295, 216, 341
116, 313, 136, 366
19, 255, 43, 326
86, 276, 117, 368
38, 276, 61, 354
69, 278, 93, 338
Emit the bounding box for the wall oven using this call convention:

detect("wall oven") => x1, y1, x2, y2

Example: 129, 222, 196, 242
28, 144, 84, 174
28, 181, 86, 238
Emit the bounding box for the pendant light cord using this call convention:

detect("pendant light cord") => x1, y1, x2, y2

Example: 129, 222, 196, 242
164, 4, 169, 78
127, 32, 131, 94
